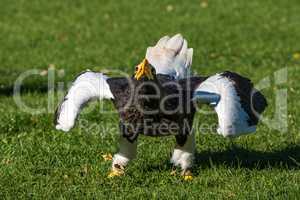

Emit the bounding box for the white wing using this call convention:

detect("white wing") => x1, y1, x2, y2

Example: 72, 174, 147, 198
146, 34, 193, 79
193, 72, 267, 137
55, 71, 114, 132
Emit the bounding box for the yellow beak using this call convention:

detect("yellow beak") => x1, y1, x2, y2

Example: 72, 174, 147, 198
134, 59, 154, 80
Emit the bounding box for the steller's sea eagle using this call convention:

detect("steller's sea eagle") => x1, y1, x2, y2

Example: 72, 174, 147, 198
54, 34, 267, 180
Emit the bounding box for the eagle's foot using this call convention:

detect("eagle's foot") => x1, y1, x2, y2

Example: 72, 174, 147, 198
102, 153, 113, 161
170, 166, 177, 176
108, 164, 125, 178
181, 169, 193, 181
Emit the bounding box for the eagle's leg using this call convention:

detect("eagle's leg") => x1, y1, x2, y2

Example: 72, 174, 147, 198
108, 136, 137, 178
171, 131, 195, 180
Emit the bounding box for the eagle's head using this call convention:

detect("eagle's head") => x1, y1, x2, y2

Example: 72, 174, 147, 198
134, 59, 156, 81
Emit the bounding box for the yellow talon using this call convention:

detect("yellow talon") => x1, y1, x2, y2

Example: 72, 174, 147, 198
183, 175, 193, 181
107, 169, 125, 178
293, 52, 300, 60
102, 153, 113, 161
182, 170, 193, 181
170, 170, 177, 176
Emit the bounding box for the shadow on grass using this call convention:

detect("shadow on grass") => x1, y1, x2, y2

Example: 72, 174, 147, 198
141, 145, 300, 173
194, 145, 300, 170
0, 83, 49, 96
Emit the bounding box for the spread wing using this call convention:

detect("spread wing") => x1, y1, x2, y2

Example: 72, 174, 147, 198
55, 71, 114, 132
192, 71, 267, 137
146, 34, 193, 79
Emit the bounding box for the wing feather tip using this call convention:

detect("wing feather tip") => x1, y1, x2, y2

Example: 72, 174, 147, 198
186, 48, 193, 68
166, 34, 184, 52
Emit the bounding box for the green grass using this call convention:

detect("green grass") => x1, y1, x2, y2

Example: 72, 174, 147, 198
1, 0, 300, 199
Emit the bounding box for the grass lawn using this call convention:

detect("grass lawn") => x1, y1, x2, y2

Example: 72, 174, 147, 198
1, 0, 300, 199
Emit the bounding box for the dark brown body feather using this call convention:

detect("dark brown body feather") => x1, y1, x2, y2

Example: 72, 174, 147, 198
107, 75, 206, 145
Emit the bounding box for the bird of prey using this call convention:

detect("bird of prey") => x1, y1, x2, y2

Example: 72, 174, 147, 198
55, 34, 267, 179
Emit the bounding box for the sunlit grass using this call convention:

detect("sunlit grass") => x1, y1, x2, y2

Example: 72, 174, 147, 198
0, 0, 300, 199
